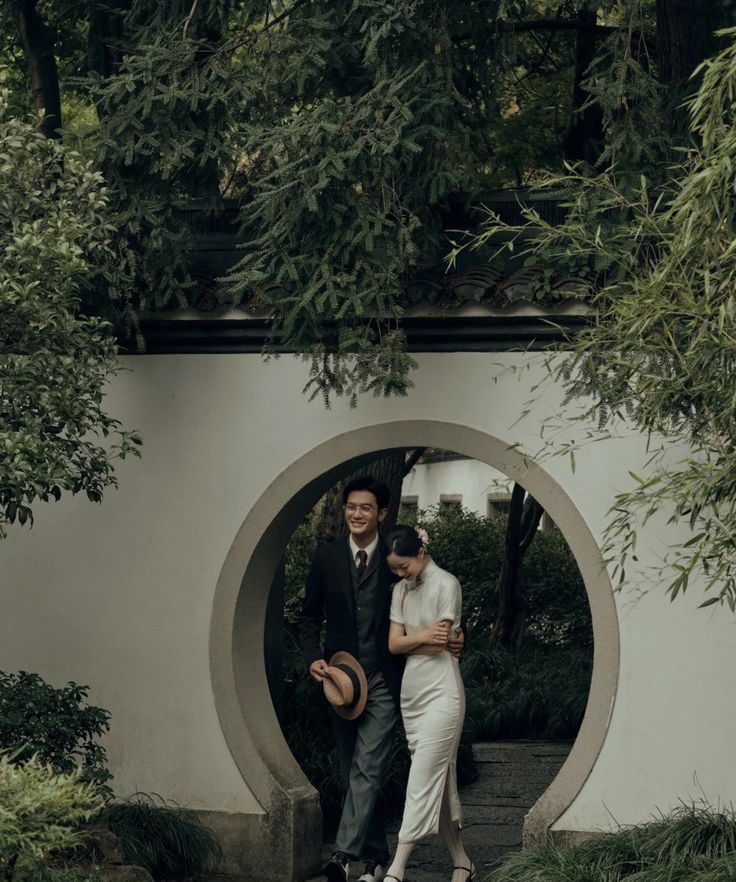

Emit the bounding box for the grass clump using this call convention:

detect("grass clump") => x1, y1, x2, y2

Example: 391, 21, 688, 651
491, 804, 736, 882
100, 793, 222, 881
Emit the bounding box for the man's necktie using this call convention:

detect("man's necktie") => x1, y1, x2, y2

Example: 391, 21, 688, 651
356, 549, 368, 580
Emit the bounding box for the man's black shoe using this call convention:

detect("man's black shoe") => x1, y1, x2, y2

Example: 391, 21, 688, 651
324, 851, 350, 882
358, 858, 386, 881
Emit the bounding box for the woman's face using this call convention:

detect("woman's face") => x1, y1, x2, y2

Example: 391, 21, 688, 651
387, 548, 426, 580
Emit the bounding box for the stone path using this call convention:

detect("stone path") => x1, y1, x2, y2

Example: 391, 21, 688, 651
321, 740, 572, 882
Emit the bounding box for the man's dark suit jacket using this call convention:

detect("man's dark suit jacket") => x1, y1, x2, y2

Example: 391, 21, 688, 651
299, 537, 405, 701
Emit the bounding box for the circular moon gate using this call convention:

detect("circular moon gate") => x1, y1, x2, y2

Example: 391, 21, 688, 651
209, 421, 619, 880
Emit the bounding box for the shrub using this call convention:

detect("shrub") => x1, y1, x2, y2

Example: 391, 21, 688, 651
462, 643, 592, 741
490, 804, 736, 882
417, 505, 592, 650
0, 752, 103, 882
100, 793, 222, 881
0, 673, 112, 795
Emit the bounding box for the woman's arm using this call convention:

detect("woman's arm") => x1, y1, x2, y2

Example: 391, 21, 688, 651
388, 620, 451, 655
406, 643, 446, 656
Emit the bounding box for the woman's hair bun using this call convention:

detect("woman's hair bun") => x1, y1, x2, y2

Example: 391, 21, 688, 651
385, 524, 424, 557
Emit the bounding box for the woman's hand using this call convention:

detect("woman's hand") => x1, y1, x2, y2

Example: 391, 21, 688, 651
425, 620, 450, 646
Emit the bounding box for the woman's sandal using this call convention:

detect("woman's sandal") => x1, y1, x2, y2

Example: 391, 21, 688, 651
453, 865, 477, 881
385, 876, 403, 882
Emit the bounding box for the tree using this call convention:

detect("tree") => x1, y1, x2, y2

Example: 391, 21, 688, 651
0, 103, 141, 538
4, 0, 655, 390
11, 0, 62, 138
5, 0, 735, 554
491, 483, 544, 650
457, 25, 736, 608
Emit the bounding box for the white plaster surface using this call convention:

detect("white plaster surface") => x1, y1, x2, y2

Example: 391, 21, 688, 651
1, 352, 734, 828
402, 458, 512, 516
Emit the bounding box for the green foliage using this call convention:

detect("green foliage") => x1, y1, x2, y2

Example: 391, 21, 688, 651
0, 673, 112, 795
417, 505, 591, 648
226, 0, 483, 403
0, 752, 103, 881
18, 869, 103, 882
490, 804, 736, 882
8, 0, 731, 409
580, 2, 668, 180
455, 27, 736, 609
422, 505, 591, 740
6, 0, 636, 403
0, 100, 141, 540
463, 644, 591, 741
100, 793, 222, 881
83, 2, 246, 318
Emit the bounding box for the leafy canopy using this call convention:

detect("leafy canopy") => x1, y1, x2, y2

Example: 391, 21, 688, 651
455, 26, 736, 608
0, 100, 141, 538
4, 0, 616, 400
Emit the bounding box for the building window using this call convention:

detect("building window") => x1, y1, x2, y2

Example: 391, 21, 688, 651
487, 494, 512, 519
439, 494, 462, 512
399, 496, 419, 518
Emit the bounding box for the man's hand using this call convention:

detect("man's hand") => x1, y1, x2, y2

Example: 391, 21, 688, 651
309, 659, 329, 683
447, 626, 465, 659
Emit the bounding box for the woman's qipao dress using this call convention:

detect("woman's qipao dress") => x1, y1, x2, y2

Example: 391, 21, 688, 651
390, 558, 465, 842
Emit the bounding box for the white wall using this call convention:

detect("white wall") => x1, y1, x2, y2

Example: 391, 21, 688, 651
0, 351, 734, 833
402, 458, 512, 516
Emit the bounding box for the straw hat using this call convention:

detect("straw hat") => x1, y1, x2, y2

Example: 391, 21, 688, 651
322, 652, 368, 720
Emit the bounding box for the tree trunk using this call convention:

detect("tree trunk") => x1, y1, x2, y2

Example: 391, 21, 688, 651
314, 449, 426, 544
491, 483, 544, 650
563, 6, 603, 163
655, 0, 723, 134
15, 0, 62, 138
87, 1, 130, 83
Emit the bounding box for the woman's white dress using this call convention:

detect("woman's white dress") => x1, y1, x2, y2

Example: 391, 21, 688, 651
390, 558, 465, 842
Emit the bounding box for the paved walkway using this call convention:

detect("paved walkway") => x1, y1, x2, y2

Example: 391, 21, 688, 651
203, 740, 572, 882
321, 740, 572, 882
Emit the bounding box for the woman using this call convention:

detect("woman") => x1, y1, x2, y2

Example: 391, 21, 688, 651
384, 525, 475, 882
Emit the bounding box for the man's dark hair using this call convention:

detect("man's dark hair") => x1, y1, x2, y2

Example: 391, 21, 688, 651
341, 475, 391, 510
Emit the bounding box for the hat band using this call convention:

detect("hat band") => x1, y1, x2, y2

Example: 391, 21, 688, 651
334, 663, 362, 708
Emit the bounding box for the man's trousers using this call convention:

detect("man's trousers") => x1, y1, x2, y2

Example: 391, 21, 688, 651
331, 671, 399, 863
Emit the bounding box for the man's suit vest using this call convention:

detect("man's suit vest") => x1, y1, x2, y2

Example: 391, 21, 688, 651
299, 537, 404, 700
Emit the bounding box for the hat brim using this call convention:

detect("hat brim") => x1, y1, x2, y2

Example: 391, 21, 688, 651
328, 651, 368, 720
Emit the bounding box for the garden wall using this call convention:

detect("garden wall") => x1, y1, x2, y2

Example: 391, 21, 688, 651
1, 351, 734, 880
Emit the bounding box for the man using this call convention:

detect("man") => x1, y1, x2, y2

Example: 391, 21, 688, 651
300, 475, 463, 882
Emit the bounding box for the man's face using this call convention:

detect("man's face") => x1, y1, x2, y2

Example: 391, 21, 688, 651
344, 490, 387, 543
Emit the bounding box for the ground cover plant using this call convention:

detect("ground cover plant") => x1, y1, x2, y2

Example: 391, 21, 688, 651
100, 793, 223, 881
0, 672, 221, 880
490, 804, 736, 882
